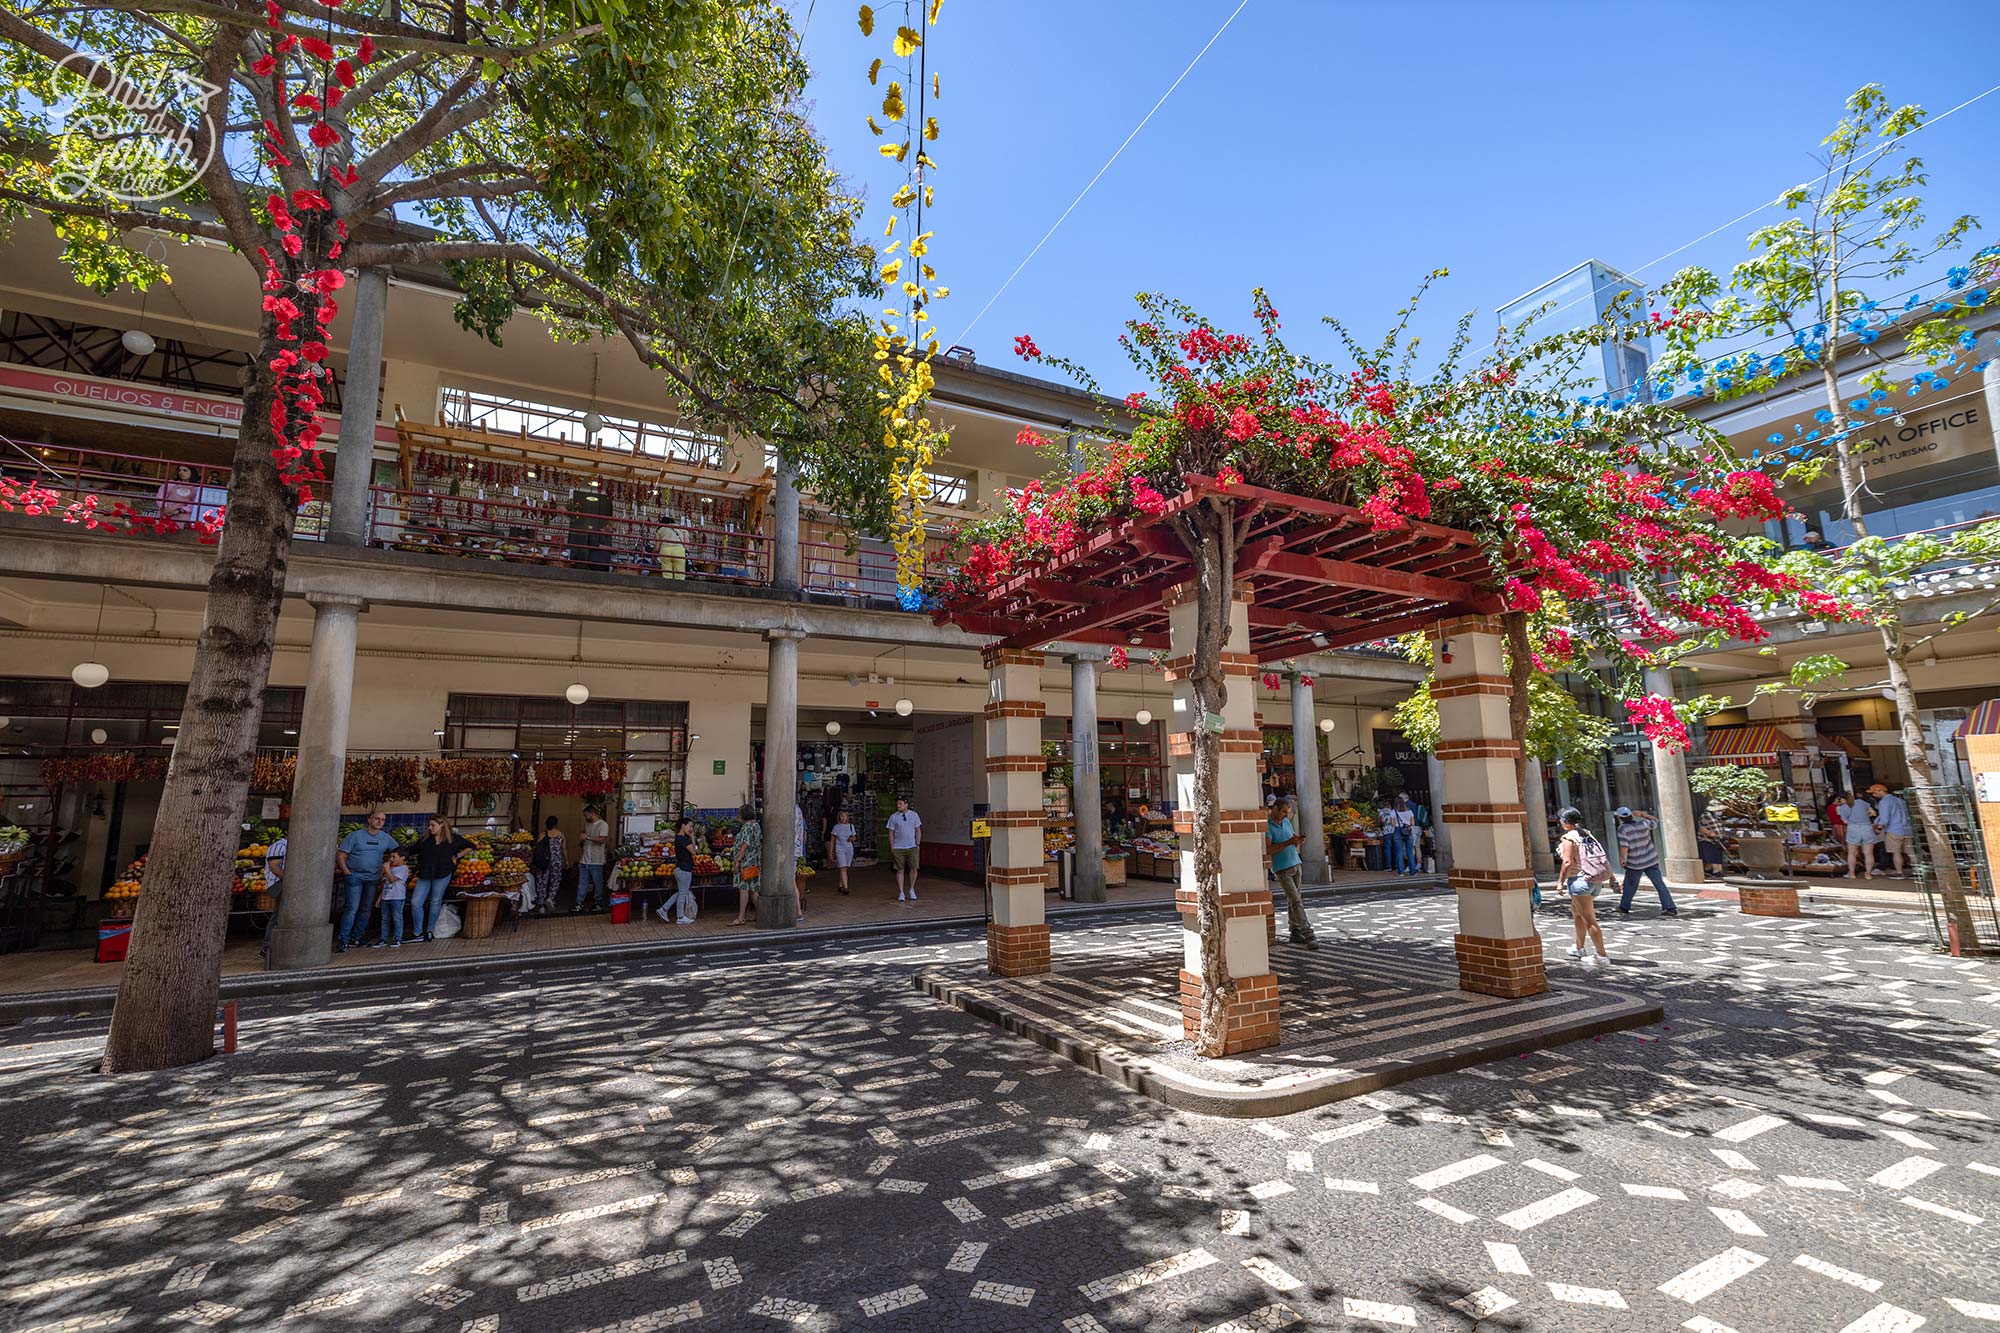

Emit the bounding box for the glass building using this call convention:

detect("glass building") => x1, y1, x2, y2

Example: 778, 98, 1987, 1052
1497, 259, 1655, 401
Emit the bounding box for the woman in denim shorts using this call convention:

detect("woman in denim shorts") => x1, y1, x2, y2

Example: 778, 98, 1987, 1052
1555, 806, 1611, 968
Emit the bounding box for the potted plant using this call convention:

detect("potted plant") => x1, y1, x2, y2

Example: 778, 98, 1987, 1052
0, 826, 30, 866
1688, 766, 1800, 917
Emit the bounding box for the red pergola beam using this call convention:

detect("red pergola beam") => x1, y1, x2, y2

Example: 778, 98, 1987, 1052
998, 577, 1184, 650
1253, 549, 1484, 608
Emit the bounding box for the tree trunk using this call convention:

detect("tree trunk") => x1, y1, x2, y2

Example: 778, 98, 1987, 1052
1886, 635, 1982, 950
101, 317, 300, 1071
1187, 503, 1236, 1058
1818, 314, 1982, 951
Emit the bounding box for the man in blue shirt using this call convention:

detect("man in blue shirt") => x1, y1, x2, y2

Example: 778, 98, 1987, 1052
1266, 797, 1318, 949
334, 811, 397, 952
1869, 783, 1912, 878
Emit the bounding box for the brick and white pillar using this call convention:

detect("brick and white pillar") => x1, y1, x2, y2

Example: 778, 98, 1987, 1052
1434, 615, 1548, 998
983, 647, 1050, 976
1167, 582, 1280, 1054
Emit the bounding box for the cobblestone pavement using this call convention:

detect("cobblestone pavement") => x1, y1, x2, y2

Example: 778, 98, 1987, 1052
1, 889, 1996, 1332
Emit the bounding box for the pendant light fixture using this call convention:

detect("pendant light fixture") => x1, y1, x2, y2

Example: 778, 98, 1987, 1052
121, 238, 161, 358
825, 720, 842, 737
72, 587, 110, 689
893, 646, 914, 716
582, 352, 604, 442
564, 621, 590, 706
1318, 717, 1335, 734
1134, 659, 1154, 728
90, 728, 108, 744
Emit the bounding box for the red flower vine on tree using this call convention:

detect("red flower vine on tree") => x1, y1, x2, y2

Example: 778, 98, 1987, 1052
935, 286, 1869, 715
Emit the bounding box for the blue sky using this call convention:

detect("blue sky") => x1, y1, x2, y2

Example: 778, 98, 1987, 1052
797, 1, 1998, 395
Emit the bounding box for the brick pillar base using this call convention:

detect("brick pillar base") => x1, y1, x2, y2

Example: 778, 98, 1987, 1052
1265, 904, 1276, 949
1177, 969, 1280, 1054
1454, 934, 1549, 998
988, 922, 1051, 976
1737, 884, 1802, 918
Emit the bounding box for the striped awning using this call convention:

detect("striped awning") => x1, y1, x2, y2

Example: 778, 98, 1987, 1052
1957, 699, 2000, 739
1702, 723, 1786, 764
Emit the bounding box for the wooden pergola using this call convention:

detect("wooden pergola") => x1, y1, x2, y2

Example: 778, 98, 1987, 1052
941, 473, 1505, 661
935, 475, 1545, 1057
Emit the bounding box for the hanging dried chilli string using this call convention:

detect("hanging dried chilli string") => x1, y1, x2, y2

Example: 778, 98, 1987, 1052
861, 1, 949, 608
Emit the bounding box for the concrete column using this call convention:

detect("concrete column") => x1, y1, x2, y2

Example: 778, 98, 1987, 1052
1434, 614, 1547, 998
326, 266, 387, 547
1986, 360, 2000, 476
1067, 655, 1106, 903
269, 592, 365, 970
1523, 756, 1558, 881
1290, 673, 1329, 884
984, 646, 1050, 975
1644, 667, 1705, 883
771, 458, 800, 594
758, 629, 802, 928
1167, 581, 1280, 1054
1426, 752, 1453, 873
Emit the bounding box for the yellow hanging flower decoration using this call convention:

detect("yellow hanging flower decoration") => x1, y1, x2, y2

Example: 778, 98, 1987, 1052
880, 259, 902, 283
923, 116, 938, 141
879, 141, 908, 162
890, 183, 917, 208
857, 4, 874, 35
869, 57, 882, 84
929, 0, 943, 21
867, 116, 882, 136
893, 25, 922, 56
882, 82, 905, 121
933, 73, 941, 98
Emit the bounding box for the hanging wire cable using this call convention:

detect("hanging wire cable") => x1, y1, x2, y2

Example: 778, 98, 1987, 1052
951, 0, 1253, 346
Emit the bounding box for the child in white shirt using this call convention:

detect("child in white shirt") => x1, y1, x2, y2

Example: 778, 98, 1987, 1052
375, 849, 410, 948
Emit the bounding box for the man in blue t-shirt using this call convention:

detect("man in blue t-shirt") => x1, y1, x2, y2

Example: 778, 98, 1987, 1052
1869, 783, 1912, 878
334, 811, 398, 952
1266, 797, 1317, 949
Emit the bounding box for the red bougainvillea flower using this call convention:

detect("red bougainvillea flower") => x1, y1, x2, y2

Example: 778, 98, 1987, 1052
1012, 334, 1040, 359
1214, 464, 1242, 490
1223, 406, 1260, 442
1625, 695, 1689, 751
1107, 646, 1128, 670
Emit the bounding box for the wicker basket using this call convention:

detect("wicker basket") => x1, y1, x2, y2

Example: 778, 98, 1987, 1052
488, 872, 528, 889
250, 892, 277, 911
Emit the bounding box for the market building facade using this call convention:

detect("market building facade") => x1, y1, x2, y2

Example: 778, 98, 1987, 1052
0, 216, 1427, 968
1507, 266, 2000, 893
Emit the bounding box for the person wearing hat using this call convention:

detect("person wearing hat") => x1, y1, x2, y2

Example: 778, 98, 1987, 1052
1868, 783, 1911, 878
1613, 806, 1677, 916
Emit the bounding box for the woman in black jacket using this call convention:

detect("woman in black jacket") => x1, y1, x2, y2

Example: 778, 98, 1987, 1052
410, 815, 474, 942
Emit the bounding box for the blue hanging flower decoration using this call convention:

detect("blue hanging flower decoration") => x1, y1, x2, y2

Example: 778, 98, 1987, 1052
896, 586, 927, 612
1947, 265, 1971, 289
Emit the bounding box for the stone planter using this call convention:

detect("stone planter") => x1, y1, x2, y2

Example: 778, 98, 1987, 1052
1727, 877, 1803, 918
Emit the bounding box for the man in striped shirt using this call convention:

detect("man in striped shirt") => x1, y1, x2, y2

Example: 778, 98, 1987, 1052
1614, 806, 1678, 916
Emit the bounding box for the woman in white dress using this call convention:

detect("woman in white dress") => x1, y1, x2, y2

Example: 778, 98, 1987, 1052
831, 807, 855, 895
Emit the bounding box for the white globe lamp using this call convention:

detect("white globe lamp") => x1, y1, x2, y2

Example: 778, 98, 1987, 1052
71, 661, 110, 689
564, 683, 590, 706
825, 720, 842, 736
1318, 717, 1335, 734
121, 329, 156, 357
894, 698, 914, 717
1134, 709, 1152, 727
90, 728, 108, 744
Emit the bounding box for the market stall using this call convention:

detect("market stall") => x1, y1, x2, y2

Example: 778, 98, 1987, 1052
391, 413, 771, 579
609, 816, 742, 921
